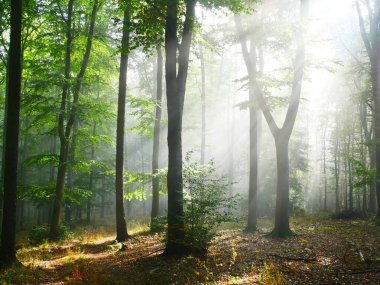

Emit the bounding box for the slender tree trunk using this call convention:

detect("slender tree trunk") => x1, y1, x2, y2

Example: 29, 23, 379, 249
323, 126, 327, 211
344, 149, 348, 210
115, 5, 131, 242
334, 135, 340, 212
151, 46, 163, 232
87, 120, 96, 225
65, 121, 78, 224
50, 0, 74, 239
235, 18, 260, 233
0, 0, 22, 267
200, 44, 206, 164
349, 136, 354, 211
246, 80, 259, 232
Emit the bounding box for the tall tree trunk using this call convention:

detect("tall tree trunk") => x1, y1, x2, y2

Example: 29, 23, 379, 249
65, 120, 78, 224
200, 44, 206, 164
87, 120, 96, 225
151, 46, 163, 232
372, 48, 380, 219
0, 0, 22, 267
334, 134, 340, 212
344, 149, 348, 210
323, 126, 327, 211
115, 5, 131, 242
235, 17, 260, 233
50, 0, 98, 239
164, 0, 196, 255
348, 136, 354, 211
247, 80, 259, 232
50, 0, 74, 239
356, 0, 380, 219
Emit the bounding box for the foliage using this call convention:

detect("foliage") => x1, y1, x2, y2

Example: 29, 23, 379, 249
28, 224, 71, 245
183, 154, 238, 252
127, 95, 156, 137
349, 157, 375, 190
150, 215, 167, 233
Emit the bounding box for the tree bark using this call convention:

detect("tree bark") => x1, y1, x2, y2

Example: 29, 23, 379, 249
164, 0, 195, 255
0, 0, 22, 267
115, 5, 131, 242
151, 46, 163, 232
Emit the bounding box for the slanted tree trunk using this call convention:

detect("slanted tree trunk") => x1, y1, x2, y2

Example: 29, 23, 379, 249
164, 0, 196, 255
151, 46, 163, 232
50, 0, 98, 239
0, 0, 22, 267
115, 5, 131, 242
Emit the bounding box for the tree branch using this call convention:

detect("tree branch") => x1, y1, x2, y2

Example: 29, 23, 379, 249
356, 0, 372, 55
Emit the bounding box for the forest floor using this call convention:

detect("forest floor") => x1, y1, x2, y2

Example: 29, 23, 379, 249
0, 216, 380, 284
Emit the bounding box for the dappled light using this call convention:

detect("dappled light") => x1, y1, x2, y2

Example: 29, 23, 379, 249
0, 0, 379, 284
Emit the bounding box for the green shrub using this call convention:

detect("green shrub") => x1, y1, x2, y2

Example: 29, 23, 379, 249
28, 224, 71, 245
183, 154, 238, 253
150, 215, 167, 233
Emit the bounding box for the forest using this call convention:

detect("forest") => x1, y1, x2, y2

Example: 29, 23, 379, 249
0, 0, 380, 284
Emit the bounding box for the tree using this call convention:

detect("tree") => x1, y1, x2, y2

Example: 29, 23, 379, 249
115, 4, 131, 242
239, 0, 308, 236
151, 46, 163, 232
164, 0, 196, 255
356, 0, 380, 219
164, 0, 252, 254
50, 0, 99, 239
0, 0, 22, 267
235, 13, 262, 233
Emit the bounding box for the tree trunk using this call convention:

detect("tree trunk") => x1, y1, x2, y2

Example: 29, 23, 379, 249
65, 120, 78, 224
200, 44, 206, 164
151, 46, 163, 232
0, 0, 22, 267
323, 126, 327, 211
87, 119, 96, 225
372, 46, 380, 219
334, 135, 340, 212
50, 0, 98, 239
164, 0, 195, 255
115, 5, 131, 242
272, 137, 292, 237
246, 81, 259, 232
49, 0, 74, 239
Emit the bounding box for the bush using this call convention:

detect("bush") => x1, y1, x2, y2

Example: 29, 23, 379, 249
331, 210, 366, 220
28, 224, 71, 245
183, 154, 238, 253
150, 215, 167, 233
